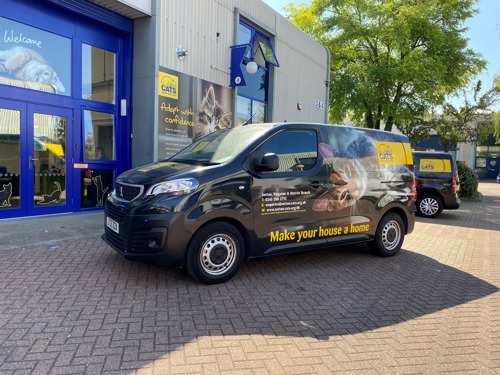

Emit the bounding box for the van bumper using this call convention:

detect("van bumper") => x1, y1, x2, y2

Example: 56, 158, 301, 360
103, 208, 187, 268
444, 196, 461, 210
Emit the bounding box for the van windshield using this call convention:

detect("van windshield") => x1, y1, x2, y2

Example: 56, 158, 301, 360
169, 125, 270, 165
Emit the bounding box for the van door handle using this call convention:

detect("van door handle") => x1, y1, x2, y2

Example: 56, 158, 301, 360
308, 181, 323, 189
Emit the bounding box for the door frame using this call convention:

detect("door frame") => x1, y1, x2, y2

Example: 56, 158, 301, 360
0, 100, 76, 219
26, 104, 75, 216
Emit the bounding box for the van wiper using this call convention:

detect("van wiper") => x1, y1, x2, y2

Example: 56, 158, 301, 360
196, 160, 220, 166
171, 158, 219, 166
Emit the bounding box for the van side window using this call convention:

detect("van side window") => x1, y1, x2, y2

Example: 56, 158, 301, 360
260, 130, 318, 172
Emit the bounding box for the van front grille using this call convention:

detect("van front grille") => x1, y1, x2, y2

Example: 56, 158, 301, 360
115, 182, 143, 201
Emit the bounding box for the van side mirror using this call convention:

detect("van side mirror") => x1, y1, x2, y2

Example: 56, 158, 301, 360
255, 153, 279, 172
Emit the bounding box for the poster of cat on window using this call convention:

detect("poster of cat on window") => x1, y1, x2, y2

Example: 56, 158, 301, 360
0, 16, 70, 95
157, 67, 232, 160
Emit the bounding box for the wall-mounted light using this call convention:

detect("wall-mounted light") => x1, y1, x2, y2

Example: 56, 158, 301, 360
176, 45, 188, 60
245, 60, 258, 74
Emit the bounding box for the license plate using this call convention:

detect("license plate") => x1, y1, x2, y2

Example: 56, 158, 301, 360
106, 216, 119, 234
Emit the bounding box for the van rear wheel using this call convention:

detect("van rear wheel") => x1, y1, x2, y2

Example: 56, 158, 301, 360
368, 213, 405, 257
417, 194, 443, 218
185, 222, 245, 284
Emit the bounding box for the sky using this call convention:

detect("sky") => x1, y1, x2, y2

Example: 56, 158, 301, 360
262, 0, 500, 107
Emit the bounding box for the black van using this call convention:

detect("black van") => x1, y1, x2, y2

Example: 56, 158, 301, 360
103, 123, 416, 284
413, 151, 461, 218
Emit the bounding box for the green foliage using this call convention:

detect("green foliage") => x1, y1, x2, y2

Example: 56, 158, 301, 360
457, 161, 479, 199
285, 0, 486, 130
431, 77, 500, 151
494, 112, 500, 143
477, 122, 496, 145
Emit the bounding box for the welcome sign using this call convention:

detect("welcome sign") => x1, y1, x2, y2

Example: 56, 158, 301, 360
0, 16, 71, 95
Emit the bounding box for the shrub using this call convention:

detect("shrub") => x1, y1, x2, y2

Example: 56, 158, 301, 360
457, 161, 479, 199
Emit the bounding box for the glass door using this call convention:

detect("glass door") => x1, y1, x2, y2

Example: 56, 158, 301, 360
0, 101, 75, 219
0, 100, 23, 218
27, 105, 73, 216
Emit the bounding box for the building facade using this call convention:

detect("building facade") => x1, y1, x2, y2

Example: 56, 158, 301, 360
0, 0, 330, 219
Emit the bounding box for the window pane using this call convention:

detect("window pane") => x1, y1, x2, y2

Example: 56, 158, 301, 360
0, 108, 21, 209
235, 96, 252, 126
238, 23, 252, 45
252, 101, 266, 123
0, 16, 71, 96
260, 130, 318, 172
82, 44, 115, 103
475, 158, 486, 168
256, 34, 279, 66
488, 146, 500, 158
238, 64, 267, 102
84, 110, 114, 160
81, 169, 114, 208
476, 146, 488, 157
34, 113, 66, 207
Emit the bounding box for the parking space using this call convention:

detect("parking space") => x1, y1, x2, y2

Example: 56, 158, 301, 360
0, 182, 498, 374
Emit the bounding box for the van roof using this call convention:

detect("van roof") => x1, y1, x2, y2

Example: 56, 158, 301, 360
249, 122, 409, 139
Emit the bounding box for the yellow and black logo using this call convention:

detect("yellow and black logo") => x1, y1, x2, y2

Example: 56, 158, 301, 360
378, 143, 394, 162
158, 72, 178, 99
420, 161, 435, 171
419, 159, 452, 173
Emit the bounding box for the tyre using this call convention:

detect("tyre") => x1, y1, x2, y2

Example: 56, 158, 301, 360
184, 222, 245, 284
416, 194, 443, 218
368, 213, 405, 257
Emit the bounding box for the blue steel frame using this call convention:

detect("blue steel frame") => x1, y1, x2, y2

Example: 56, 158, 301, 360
0, 0, 133, 219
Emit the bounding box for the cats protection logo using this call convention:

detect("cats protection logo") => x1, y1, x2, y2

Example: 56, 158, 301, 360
420, 160, 436, 171
377, 143, 394, 163
158, 72, 178, 99
375, 141, 412, 164
419, 159, 451, 173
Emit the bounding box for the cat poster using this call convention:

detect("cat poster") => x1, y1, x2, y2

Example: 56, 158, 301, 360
158, 67, 232, 160
0, 16, 70, 95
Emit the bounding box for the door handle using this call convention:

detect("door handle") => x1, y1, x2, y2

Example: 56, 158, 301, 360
29, 156, 38, 169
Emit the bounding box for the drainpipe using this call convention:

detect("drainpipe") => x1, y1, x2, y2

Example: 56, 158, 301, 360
323, 43, 331, 124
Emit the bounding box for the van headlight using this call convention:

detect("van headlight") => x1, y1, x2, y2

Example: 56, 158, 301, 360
146, 178, 199, 197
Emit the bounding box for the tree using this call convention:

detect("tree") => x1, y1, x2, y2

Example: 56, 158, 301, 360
285, 0, 486, 131
494, 112, 500, 143
394, 113, 434, 145
432, 77, 500, 152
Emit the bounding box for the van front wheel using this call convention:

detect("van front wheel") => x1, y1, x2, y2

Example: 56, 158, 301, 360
185, 222, 245, 284
368, 213, 405, 257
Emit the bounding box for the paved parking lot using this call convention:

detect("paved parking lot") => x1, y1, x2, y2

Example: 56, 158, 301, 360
0, 182, 499, 374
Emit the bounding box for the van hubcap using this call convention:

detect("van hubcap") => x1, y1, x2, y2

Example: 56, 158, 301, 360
420, 198, 439, 216
200, 234, 236, 276
381, 220, 401, 251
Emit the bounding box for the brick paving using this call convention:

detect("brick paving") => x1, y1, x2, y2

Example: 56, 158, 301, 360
0, 182, 499, 374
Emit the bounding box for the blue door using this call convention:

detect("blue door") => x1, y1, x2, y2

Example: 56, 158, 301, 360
0, 100, 74, 218
27, 105, 74, 216
485, 157, 499, 179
